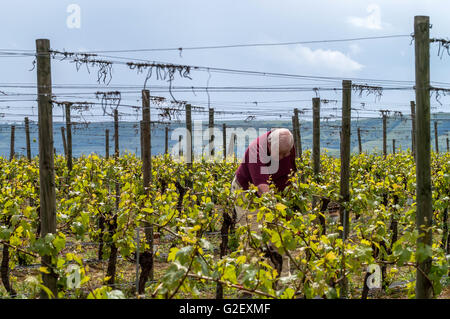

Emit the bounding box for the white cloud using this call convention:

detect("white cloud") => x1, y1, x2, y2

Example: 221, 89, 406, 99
347, 4, 383, 30
270, 45, 364, 74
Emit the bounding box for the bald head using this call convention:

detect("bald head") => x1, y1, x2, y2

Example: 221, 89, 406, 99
268, 128, 294, 158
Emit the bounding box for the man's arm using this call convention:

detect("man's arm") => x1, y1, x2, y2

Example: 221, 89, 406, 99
257, 183, 270, 196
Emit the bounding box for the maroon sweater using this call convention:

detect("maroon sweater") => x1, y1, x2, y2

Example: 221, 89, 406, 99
235, 131, 296, 192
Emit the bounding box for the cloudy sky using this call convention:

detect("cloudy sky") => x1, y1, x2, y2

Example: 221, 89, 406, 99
1, 0, 450, 124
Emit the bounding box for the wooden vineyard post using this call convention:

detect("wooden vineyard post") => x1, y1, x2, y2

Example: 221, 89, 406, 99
292, 115, 297, 154
340, 80, 352, 240
209, 108, 215, 158
312, 98, 325, 233
24, 116, 34, 256
142, 90, 152, 186
312, 98, 320, 178
222, 123, 226, 161
114, 109, 119, 157
165, 126, 169, 155
434, 121, 439, 153
99, 128, 109, 262
106, 109, 120, 286
414, 15, 433, 299
294, 108, 302, 158
9, 126, 15, 160
233, 134, 237, 163
216, 124, 230, 299
357, 127, 362, 154
61, 127, 67, 158
96, 129, 109, 263
178, 135, 183, 158
447, 137, 449, 153
24, 117, 31, 160
411, 101, 416, 158
148, 108, 152, 181
227, 132, 236, 161
185, 104, 193, 188
339, 79, 351, 298
393, 139, 396, 155
185, 104, 193, 166
382, 113, 387, 158
139, 89, 154, 293
105, 129, 110, 159
36, 39, 57, 298
292, 115, 299, 158
65, 103, 73, 172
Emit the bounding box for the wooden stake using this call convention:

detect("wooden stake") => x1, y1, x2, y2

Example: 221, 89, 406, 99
106, 109, 120, 286
414, 15, 433, 299
292, 111, 297, 154
222, 123, 226, 161
228, 133, 237, 163
434, 121, 439, 153
65, 103, 72, 171
209, 108, 215, 157
357, 127, 362, 154
60, 126, 67, 158
312, 98, 324, 233
36, 38, 57, 298
185, 104, 193, 188
392, 139, 396, 154
24, 117, 31, 160
340, 80, 351, 240
9, 126, 15, 160
185, 104, 193, 166
339, 79, 352, 298
105, 129, 110, 159
294, 108, 302, 158
141, 90, 152, 185
312, 98, 320, 177
114, 109, 119, 157
292, 115, 298, 156
227, 132, 235, 158
140, 89, 154, 289
165, 126, 169, 155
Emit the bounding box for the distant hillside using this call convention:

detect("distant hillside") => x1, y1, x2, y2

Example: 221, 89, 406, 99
215, 112, 450, 157
0, 113, 448, 158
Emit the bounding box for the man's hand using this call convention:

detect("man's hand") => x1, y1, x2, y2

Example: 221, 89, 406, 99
257, 184, 270, 196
